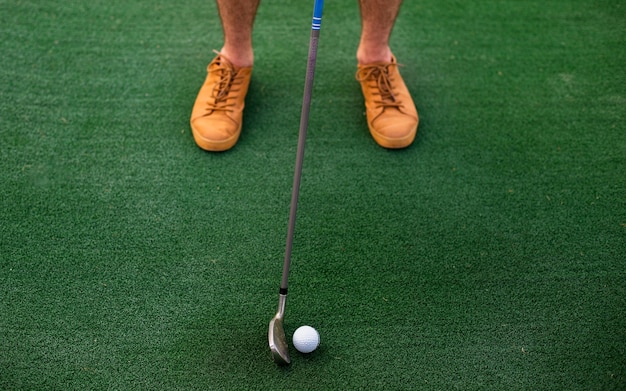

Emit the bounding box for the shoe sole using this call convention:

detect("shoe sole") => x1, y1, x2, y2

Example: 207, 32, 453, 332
370, 123, 418, 149
191, 123, 241, 152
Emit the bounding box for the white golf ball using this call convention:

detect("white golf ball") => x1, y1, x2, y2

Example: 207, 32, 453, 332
292, 325, 320, 354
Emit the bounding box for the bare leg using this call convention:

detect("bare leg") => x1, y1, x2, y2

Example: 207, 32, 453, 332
216, 0, 260, 67
356, 0, 403, 64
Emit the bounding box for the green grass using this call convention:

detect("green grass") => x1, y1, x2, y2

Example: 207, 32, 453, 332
1, 0, 624, 389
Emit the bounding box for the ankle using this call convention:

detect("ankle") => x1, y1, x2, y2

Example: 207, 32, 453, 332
356, 46, 393, 65
220, 46, 254, 68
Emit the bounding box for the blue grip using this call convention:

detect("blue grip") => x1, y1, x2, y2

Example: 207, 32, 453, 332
312, 0, 324, 30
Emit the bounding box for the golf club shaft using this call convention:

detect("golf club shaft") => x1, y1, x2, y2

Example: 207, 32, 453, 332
281, 0, 325, 293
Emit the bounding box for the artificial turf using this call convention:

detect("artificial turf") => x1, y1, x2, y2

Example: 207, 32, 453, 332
1, 0, 625, 389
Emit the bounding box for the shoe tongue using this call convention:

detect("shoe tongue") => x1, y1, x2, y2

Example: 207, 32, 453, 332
212, 56, 234, 73
220, 56, 241, 73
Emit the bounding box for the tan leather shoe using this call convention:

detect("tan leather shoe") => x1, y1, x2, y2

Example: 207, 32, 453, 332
190, 53, 252, 151
356, 57, 418, 149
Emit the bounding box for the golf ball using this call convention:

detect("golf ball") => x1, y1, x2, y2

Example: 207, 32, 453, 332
292, 325, 320, 354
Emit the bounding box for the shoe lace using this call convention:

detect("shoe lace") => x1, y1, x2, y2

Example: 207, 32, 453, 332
206, 51, 244, 114
355, 63, 402, 110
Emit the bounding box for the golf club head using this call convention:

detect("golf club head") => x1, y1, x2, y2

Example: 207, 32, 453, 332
268, 294, 290, 365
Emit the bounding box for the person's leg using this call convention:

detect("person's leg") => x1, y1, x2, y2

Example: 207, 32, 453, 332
356, 0, 418, 149
190, 0, 260, 152
217, 0, 260, 67
356, 0, 401, 64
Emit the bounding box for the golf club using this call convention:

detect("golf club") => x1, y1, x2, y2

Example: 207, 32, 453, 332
268, 0, 325, 366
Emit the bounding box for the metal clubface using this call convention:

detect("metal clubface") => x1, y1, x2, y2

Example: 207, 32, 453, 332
268, 294, 289, 365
